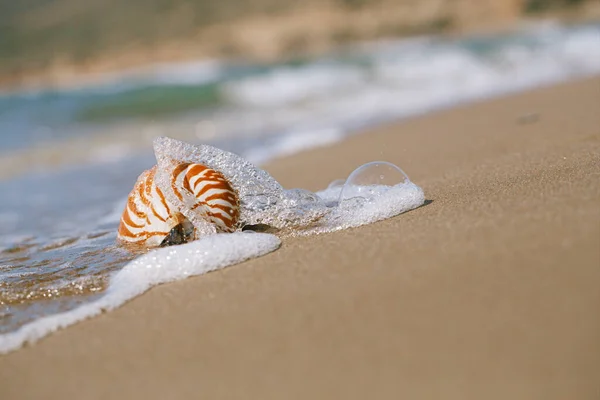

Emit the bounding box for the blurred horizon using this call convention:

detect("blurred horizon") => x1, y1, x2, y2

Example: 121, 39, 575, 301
1, 0, 599, 90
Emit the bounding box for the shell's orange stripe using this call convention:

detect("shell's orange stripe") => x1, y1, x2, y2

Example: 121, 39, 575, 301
207, 216, 234, 231
171, 163, 190, 201
144, 175, 153, 197
144, 172, 158, 209
118, 222, 137, 238
204, 192, 236, 203
171, 181, 183, 202
187, 164, 208, 180
137, 177, 150, 206
137, 180, 153, 225
173, 163, 190, 176
127, 194, 146, 220
122, 207, 145, 229
150, 203, 166, 222
208, 203, 237, 214
182, 169, 193, 194
119, 224, 168, 241
150, 201, 166, 222
155, 185, 171, 215
170, 183, 182, 201
204, 174, 226, 184
190, 202, 204, 211
197, 182, 230, 197
207, 206, 238, 227
207, 212, 227, 221
146, 182, 167, 223
156, 186, 171, 215
138, 175, 150, 206
209, 217, 229, 227
121, 229, 170, 241
191, 175, 216, 193
144, 231, 170, 238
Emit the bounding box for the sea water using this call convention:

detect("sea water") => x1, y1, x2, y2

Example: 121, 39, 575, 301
1, 22, 599, 353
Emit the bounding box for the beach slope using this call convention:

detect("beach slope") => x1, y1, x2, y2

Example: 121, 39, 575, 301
1, 77, 599, 399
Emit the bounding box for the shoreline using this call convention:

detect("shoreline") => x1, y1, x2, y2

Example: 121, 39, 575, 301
1, 78, 599, 398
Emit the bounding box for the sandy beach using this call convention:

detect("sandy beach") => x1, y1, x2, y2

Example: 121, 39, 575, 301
1, 77, 599, 399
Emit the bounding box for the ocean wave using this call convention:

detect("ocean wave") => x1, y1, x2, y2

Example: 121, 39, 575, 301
2, 23, 598, 165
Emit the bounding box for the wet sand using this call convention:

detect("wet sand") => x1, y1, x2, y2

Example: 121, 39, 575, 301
1, 77, 599, 399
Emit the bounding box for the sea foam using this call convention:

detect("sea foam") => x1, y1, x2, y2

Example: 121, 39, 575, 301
0, 138, 425, 354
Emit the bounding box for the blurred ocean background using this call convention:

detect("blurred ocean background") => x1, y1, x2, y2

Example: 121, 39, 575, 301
1, 0, 599, 336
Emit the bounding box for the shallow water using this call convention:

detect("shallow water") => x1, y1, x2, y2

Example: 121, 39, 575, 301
1, 22, 599, 344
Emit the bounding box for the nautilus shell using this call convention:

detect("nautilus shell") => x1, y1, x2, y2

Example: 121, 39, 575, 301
118, 163, 240, 247
117, 136, 330, 248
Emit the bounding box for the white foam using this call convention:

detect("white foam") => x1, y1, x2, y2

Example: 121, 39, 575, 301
0, 232, 281, 354
223, 65, 365, 107
306, 182, 425, 234
215, 24, 600, 164
245, 128, 344, 165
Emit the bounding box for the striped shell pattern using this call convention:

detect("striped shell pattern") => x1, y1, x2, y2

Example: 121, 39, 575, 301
118, 163, 240, 247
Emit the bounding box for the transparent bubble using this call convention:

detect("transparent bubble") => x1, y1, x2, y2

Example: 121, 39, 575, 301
339, 161, 410, 203
327, 179, 346, 190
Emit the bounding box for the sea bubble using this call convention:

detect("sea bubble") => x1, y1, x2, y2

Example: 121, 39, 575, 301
339, 161, 410, 203
327, 179, 346, 190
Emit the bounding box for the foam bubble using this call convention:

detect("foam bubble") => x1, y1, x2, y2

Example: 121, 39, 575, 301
223, 65, 365, 107
309, 181, 425, 234
244, 128, 344, 165
327, 179, 346, 190
0, 232, 280, 354
339, 161, 410, 203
